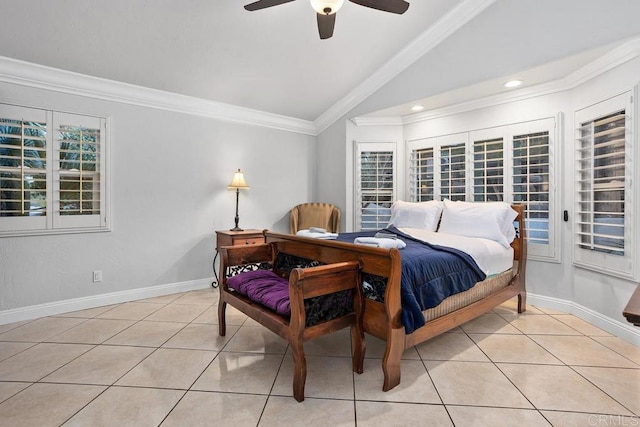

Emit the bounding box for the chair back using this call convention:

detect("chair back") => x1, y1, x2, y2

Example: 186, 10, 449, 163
289, 203, 341, 234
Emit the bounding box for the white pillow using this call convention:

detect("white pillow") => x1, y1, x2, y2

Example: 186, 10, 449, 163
438, 200, 518, 248
387, 200, 443, 231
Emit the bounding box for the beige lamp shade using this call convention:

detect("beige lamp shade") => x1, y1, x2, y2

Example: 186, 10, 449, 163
228, 169, 250, 189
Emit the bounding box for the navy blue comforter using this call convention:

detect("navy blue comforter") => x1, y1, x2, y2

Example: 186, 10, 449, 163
336, 227, 486, 333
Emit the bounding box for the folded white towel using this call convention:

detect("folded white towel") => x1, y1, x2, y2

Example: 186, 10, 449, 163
296, 229, 339, 239
354, 237, 406, 249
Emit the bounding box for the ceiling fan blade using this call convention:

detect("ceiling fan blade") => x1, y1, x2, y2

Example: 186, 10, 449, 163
317, 12, 336, 39
348, 0, 409, 14
244, 0, 296, 12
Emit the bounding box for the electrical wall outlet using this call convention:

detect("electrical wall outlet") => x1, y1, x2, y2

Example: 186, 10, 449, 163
93, 270, 103, 282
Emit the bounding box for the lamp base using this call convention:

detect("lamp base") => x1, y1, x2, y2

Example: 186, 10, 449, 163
229, 226, 244, 232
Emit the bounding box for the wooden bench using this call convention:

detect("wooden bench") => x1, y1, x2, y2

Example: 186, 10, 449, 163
217, 241, 365, 402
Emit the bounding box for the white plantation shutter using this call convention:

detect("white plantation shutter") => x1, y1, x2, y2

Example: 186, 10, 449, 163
513, 131, 551, 245
574, 92, 635, 279
576, 111, 625, 254
355, 142, 396, 231
0, 104, 108, 236
472, 136, 504, 202
440, 143, 466, 201
407, 133, 469, 203
53, 113, 106, 229
409, 147, 434, 202
510, 118, 556, 260
0, 105, 49, 232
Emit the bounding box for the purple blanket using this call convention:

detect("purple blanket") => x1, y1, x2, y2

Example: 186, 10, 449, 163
226, 270, 291, 316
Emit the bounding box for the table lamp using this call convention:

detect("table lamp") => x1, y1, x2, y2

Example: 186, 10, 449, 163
228, 169, 250, 231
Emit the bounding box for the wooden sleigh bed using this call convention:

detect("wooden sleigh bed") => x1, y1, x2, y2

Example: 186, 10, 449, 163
260, 203, 527, 391
218, 203, 527, 394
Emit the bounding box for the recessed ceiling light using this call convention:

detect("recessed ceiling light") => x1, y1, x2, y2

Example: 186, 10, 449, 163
504, 79, 523, 88
411, 105, 424, 112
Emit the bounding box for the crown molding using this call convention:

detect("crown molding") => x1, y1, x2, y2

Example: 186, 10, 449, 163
352, 36, 640, 127
313, 0, 497, 134
401, 79, 568, 125
562, 36, 640, 88
350, 116, 403, 126
0, 56, 317, 136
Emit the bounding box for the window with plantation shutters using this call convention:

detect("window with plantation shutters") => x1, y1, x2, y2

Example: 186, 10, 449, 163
577, 110, 625, 254
409, 147, 434, 202
406, 118, 558, 261
473, 137, 504, 202
0, 104, 108, 236
355, 142, 396, 231
574, 92, 635, 279
440, 143, 466, 201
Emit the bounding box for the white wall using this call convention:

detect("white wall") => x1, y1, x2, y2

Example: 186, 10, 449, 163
316, 119, 347, 221
0, 81, 316, 317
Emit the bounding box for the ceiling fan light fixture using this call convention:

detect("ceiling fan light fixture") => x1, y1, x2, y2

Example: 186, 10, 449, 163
310, 0, 344, 15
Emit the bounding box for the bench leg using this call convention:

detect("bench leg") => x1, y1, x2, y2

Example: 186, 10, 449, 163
218, 301, 227, 336
290, 339, 307, 402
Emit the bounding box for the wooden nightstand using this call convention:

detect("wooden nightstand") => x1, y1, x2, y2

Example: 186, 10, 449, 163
212, 229, 264, 287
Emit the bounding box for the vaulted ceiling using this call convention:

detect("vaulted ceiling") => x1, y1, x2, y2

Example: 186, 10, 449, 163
2, 0, 640, 127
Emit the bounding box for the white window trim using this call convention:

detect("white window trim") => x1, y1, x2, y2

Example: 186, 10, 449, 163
0, 103, 110, 237
572, 89, 637, 281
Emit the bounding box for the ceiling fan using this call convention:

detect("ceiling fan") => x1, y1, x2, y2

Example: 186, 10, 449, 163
244, 0, 410, 40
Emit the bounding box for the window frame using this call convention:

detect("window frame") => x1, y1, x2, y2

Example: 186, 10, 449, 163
573, 90, 637, 280
0, 103, 110, 237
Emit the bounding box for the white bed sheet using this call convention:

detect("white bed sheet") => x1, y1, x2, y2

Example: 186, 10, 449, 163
397, 228, 514, 276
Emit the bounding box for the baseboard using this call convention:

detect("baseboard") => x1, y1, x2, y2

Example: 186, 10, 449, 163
527, 293, 640, 346
2, 284, 638, 347
0, 278, 213, 325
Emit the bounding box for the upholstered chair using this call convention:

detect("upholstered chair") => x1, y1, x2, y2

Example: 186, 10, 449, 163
289, 203, 341, 234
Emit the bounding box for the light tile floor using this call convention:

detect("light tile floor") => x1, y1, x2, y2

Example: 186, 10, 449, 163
0, 289, 638, 426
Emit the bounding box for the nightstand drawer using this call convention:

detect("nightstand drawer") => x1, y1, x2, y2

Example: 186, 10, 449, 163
231, 236, 264, 246
215, 229, 264, 250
